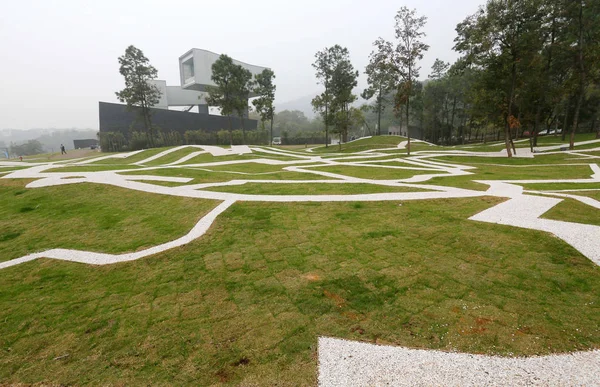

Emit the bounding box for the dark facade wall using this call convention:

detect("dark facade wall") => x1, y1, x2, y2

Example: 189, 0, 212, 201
73, 139, 99, 149
99, 102, 258, 136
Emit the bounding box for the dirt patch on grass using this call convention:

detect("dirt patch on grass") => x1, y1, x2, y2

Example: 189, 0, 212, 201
324, 290, 346, 308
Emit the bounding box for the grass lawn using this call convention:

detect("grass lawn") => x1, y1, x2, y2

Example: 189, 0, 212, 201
306, 165, 439, 180
430, 153, 592, 166
0, 166, 29, 173
44, 164, 144, 173
178, 152, 298, 165
312, 136, 406, 153
120, 167, 326, 182
563, 191, 600, 201
88, 148, 169, 165
520, 182, 600, 191
542, 198, 600, 226
0, 179, 216, 262
203, 183, 431, 195
0, 197, 599, 385
418, 164, 596, 192
143, 147, 202, 166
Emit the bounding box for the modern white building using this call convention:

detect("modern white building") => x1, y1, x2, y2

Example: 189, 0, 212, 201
150, 48, 268, 115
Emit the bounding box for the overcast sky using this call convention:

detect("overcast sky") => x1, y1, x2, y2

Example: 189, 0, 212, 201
0, 0, 484, 130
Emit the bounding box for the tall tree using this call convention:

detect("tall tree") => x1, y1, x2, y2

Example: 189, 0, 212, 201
115, 45, 160, 147
312, 49, 334, 147
252, 69, 276, 145
455, 0, 544, 157
206, 55, 253, 145
565, 0, 600, 149
362, 38, 396, 136
329, 46, 359, 148
232, 65, 254, 143
393, 7, 429, 155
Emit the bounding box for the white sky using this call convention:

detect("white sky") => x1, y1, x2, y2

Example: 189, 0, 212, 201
0, 0, 484, 129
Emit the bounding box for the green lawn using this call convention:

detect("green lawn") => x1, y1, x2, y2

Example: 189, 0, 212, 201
542, 198, 600, 226
143, 147, 201, 166
45, 164, 143, 173
306, 165, 440, 180
1, 198, 599, 385
418, 164, 595, 191
88, 148, 169, 165
562, 191, 600, 201
0, 179, 216, 262
120, 167, 326, 182
312, 136, 406, 153
203, 183, 431, 195
521, 182, 600, 191
430, 153, 591, 165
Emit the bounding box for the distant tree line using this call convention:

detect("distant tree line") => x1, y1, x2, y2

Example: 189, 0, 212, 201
313, 0, 599, 157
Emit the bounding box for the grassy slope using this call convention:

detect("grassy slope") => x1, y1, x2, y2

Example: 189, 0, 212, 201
120, 167, 326, 182
0, 179, 216, 262
203, 183, 430, 195
306, 165, 439, 180
420, 164, 596, 191
542, 198, 600, 226
45, 165, 143, 173
312, 136, 406, 154
0, 198, 599, 385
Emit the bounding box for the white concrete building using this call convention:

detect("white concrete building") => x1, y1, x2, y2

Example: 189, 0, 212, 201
150, 48, 268, 115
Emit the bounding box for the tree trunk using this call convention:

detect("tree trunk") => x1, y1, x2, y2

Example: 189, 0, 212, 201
504, 58, 518, 158
562, 100, 569, 141
450, 96, 457, 143
228, 116, 233, 146
270, 116, 274, 146
240, 114, 246, 144
570, 0, 585, 151
325, 82, 329, 148
406, 88, 411, 155
377, 84, 382, 136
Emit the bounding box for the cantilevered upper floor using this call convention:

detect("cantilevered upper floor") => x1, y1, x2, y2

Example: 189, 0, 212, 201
179, 48, 268, 96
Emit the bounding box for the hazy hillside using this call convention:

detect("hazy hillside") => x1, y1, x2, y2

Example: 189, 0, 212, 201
276, 94, 317, 119
0, 129, 98, 152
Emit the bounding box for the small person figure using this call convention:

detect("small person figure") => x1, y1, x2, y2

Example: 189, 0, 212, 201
19, 156, 23, 161
60, 144, 66, 155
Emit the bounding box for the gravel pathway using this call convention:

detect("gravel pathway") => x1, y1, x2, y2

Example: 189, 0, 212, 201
318, 337, 600, 387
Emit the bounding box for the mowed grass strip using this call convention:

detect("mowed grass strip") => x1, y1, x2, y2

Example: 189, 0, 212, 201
521, 182, 600, 191
181, 152, 300, 164
419, 164, 596, 192
430, 153, 592, 166
120, 167, 326, 182
143, 147, 201, 166
202, 183, 431, 195
44, 164, 143, 173
88, 148, 168, 165
1, 198, 599, 385
541, 198, 600, 226
312, 136, 406, 153
307, 165, 440, 180
0, 179, 216, 262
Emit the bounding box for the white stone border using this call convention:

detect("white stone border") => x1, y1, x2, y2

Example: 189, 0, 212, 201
318, 337, 600, 387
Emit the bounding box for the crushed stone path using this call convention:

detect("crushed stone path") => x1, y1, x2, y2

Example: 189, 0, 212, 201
318, 337, 600, 387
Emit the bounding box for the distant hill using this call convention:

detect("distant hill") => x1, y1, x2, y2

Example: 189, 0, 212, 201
276, 94, 317, 118
0, 128, 98, 152
276, 93, 369, 119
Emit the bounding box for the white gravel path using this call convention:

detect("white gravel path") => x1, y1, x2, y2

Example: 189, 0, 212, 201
318, 337, 600, 387
469, 189, 600, 266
